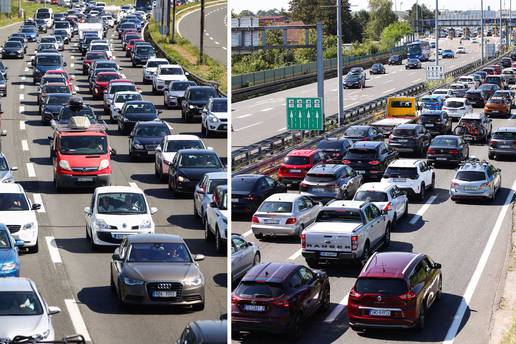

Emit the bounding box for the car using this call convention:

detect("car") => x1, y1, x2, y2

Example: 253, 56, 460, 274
316, 137, 353, 163
201, 97, 228, 137
151, 64, 188, 93
418, 110, 452, 135
45, 69, 74, 93
348, 252, 442, 331
381, 159, 435, 200
53, 97, 98, 125
490, 64, 502, 75
387, 123, 432, 156
125, 37, 144, 56
0, 153, 17, 184
0, 183, 41, 253
453, 112, 492, 142
118, 100, 161, 134
232, 262, 330, 339
427, 135, 469, 166
370, 63, 385, 74
251, 193, 322, 238
128, 121, 172, 160
38, 81, 70, 107
418, 94, 445, 111
442, 97, 472, 121
168, 149, 225, 195
465, 89, 487, 108
343, 125, 384, 143
117, 21, 138, 38
41, 93, 72, 123
110, 234, 205, 309
342, 141, 399, 181
442, 49, 455, 58
432, 88, 452, 99
91, 71, 122, 99
493, 90, 514, 107
353, 182, 408, 226
103, 80, 138, 114
193, 171, 227, 222
20, 26, 38, 42
164, 80, 197, 108
484, 75, 506, 90
0, 224, 23, 277
1, 41, 24, 59
300, 164, 363, 203
405, 58, 421, 69
0, 278, 61, 341
121, 32, 141, 50
456, 46, 466, 54
181, 86, 219, 122
457, 75, 476, 89
80, 35, 101, 55
343, 70, 365, 88
82, 50, 109, 75
484, 96, 511, 117
489, 127, 516, 160
205, 185, 228, 253
231, 174, 287, 216
450, 158, 501, 201
231, 235, 260, 284
154, 135, 206, 182
84, 186, 157, 248
501, 57, 512, 68
388, 55, 402, 65
277, 149, 325, 186
131, 43, 156, 66
501, 67, 516, 84
0, 61, 7, 80
482, 67, 496, 75
54, 30, 70, 45
0, 73, 6, 97
478, 83, 500, 100
177, 320, 227, 344
35, 42, 58, 53
89, 42, 112, 58
108, 91, 142, 122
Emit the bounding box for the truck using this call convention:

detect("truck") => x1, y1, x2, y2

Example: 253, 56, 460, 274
78, 23, 103, 41
371, 96, 419, 136
301, 200, 391, 268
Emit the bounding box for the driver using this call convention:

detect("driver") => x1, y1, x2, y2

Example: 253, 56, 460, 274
98, 196, 114, 212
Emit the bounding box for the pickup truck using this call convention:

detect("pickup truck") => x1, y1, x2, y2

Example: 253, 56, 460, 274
301, 200, 391, 268
371, 96, 418, 136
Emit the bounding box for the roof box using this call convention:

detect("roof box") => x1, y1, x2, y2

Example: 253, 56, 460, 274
69, 116, 91, 129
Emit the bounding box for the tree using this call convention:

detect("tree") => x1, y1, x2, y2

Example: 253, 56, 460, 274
380, 21, 412, 50
406, 3, 434, 34
365, 0, 397, 39
236, 10, 256, 17
289, 0, 353, 36
350, 10, 370, 42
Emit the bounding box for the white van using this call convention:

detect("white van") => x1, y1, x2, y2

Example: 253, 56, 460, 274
35, 8, 54, 28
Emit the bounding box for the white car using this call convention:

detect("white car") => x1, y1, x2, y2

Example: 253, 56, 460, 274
442, 97, 473, 121
89, 43, 112, 59
381, 159, 435, 200
0, 153, 18, 183
353, 182, 408, 226
152, 64, 188, 93
193, 171, 227, 223
54, 21, 72, 37
102, 15, 115, 27
84, 186, 158, 249
432, 88, 452, 99
201, 97, 228, 137
109, 91, 143, 122
457, 76, 476, 89
205, 185, 227, 253
502, 68, 516, 84
0, 183, 40, 252
456, 46, 466, 54
142, 58, 169, 84
154, 135, 206, 181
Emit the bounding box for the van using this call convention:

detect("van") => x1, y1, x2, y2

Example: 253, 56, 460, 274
386, 97, 417, 118
35, 8, 54, 28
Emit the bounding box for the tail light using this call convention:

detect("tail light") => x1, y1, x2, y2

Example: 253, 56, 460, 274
342, 159, 351, 165
245, 194, 257, 201
286, 217, 297, 225
427, 148, 435, 154
399, 291, 417, 301
368, 160, 381, 166
231, 294, 240, 305
278, 166, 286, 175
451, 181, 460, 188
272, 299, 289, 308
301, 233, 306, 248
351, 235, 358, 250
251, 216, 259, 224
383, 202, 392, 211
448, 149, 459, 155
349, 288, 362, 299
489, 140, 497, 147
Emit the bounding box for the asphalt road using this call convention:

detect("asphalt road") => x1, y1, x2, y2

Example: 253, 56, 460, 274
231, 113, 516, 342
178, 2, 227, 66
232, 38, 499, 149
1, 23, 227, 342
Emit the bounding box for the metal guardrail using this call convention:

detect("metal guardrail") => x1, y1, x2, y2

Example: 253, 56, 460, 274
231, 52, 509, 176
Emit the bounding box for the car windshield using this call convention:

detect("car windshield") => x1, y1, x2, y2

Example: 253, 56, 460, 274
212, 100, 227, 112
96, 63, 117, 69
146, 60, 167, 68
59, 107, 96, 122
304, 173, 336, 183
41, 37, 56, 43
86, 52, 107, 60
444, 101, 464, 108
0, 230, 11, 249
354, 190, 388, 202
235, 281, 283, 298
0, 193, 29, 211
115, 93, 141, 103
36, 56, 61, 66
179, 153, 221, 168
316, 210, 363, 223
190, 88, 217, 101
488, 98, 505, 104
47, 95, 71, 105
232, 178, 256, 192
355, 278, 408, 295
384, 167, 418, 178
431, 137, 458, 146
136, 46, 154, 54
97, 192, 146, 214
44, 85, 69, 93
171, 82, 195, 91
55, 22, 69, 28
455, 171, 486, 181
0, 291, 44, 316
97, 74, 119, 82
36, 12, 50, 19
135, 125, 169, 137
59, 135, 108, 155
258, 201, 293, 213
392, 128, 416, 137
4, 42, 21, 48
345, 127, 368, 136
127, 243, 192, 263
160, 67, 183, 75
493, 131, 516, 140
91, 44, 109, 51
39, 44, 55, 50
421, 113, 443, 121
284, 156, 309, 165
124, 103, 156, 113
111, 84, 136, 94
165, 140, 203, 152
42, 76, 66, 84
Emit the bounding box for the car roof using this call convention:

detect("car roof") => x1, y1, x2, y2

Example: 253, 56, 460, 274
287, 149, 316, 157
357, 182, 393, 192
0, 183, 25, 193
351, 141, 382, 149
164, 134, 201, 141
265, 193, 302, 202
325, 200, 367, 209
96, 185, 144, 194
309, 164, 343, 174
360, 252, 423, 279
388, 159, 422, 167
189, 320, 227, 342
0, 277, 35, 292
126, 233, 185, 244
159, 64, 182, 68
242, 262, 299, 283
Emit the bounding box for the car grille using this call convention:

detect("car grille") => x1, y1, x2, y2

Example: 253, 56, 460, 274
220, 118, 228, 123
7, 225, 20, 234
182, 295, 203, 302
71, 167, 98, 172
145, 144, 158, 151
96, 232, 123, 244
147, 282, 183, 301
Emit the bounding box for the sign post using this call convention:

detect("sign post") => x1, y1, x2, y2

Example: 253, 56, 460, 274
286, 97, 323, 131
426, 65, 444, 80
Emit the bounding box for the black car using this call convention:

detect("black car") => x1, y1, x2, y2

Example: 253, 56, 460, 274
35, 19, 48, 33
501, 57, 512, 68
342, 141, 398, 181
54, 97, 98, 125
181, 86, 219, 122
38, 82, 70, 107
0, 61, 7, 79
427, 135, 469, 165
465, 89, 487, 107
80, 35, 100, 55
118, 101, 161, 134
54, 29, 70, 44
131, 44, 156, 67
388, 123, 432, 155
315, 137, 352, 162
41, 93, 72, 123
7, 36, 27, 51
177, 320, 227, 344
388, 55, 402, 65
1, 41, 24, 59
231, 174, 287, 215
370, 63, 386, 74
405, 58, 421, 69
128, 121, 172, 160
168, 149, 224, 195
419, 110, 452, 135
478, 83, 500, 99
343, 125, 384, 142
343, 72, 365, 88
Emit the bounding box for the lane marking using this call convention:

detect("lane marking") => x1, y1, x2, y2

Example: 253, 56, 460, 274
64, 299, 92, 342
277, 127, 286, 132
26, 163, 36, 177
24, 67, 28, 72
19, 106, 24, 114
215, 41, 220, 45
74, 85, 79, 92
242, 230, 252, 237
236, 113, 252, 119
19, 121, 25, 130
443, 180, 516, 344
331, 88, 339, 92
21, 140, 28, 151
45, 236, 62, 263
20, 84, 24, 90
386, 88, 396, 93
71, 63, 75, 68
236, 122, 262, 131
260, 107, 273, 112
129, 182, 138, 188
21, 76, 26, 81
19, 94, 24, 101
324, 292, 349, 323
288, 249, 302, 260
222, 46, 227, 50
209, 36, 214, 41
409, 195, 438, 224
71, 55, 75, 59
33, 193, 45, 213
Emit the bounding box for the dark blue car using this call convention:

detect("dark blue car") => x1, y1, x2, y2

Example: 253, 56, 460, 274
32, 53, 66, 84
118, 100, 161, 134
0, 224, 23, 277
129, 120, 172, 160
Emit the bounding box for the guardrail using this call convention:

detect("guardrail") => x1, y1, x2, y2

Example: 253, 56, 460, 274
231, 52, 508, 176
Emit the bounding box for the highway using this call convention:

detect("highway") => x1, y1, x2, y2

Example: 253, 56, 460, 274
1, 22, 227, 342
232, 38, 497, 149
178, 2, 227, 66
231, 105, 516, 341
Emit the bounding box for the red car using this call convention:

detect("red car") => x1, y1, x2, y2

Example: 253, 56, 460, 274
490, 64, 502, 75
348, 251, 442, 331
82, 51, 109, 75
126, 38, 145, 57
92, 72, 122, 99
277, 149, 325, 186
45, 69, 74, 93
122, 33, 141, 50
232, 262, 330, 339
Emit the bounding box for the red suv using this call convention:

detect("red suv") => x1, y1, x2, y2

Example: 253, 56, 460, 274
232, 262, 330, 339
348, 251, 442, 331
277, 149, 325, 186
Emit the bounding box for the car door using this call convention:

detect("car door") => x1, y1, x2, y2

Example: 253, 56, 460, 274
363, 204, 382, 246
194, 175, 207, 216
169, 155, 179, 186
231, 236, 247, 279
345, 166, 360, 196
298, 267, 320, 316
392, 186, 408, 217
459, 138, 469, 158
303, 197, 320, 225
422, 257, 440, 308
85, 191, 96, 232
409, 259, 430, 308
112, 238, 129, 289
419, 161, 432, 186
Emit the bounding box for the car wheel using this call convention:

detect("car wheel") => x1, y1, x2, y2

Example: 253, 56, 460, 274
27, 240, 39, 253
359, 242, 370, 267
306, 258, 319, 268
110, 271, 116, 293
435, 275, 442, 303
383, 223, 391, 248
254, 232, 264, 240
253, 252, 261, 266
215, 227, 224, 253
204, 219, 214, 241
159, 166, 166, 183
85, 226, 91, 240
392, 213, 398, 229
489, 152, 496, 160
287, 313, 303, 340
416, 305, 426, 331
418, 183, 426, 201
192, 302, 205, 311
350, 325, 364, 332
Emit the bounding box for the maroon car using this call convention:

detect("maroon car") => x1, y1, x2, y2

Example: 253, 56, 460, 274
82, 51, 109, 75
348, 251, 442, 331
92, 72, 122, 99
232, 262, 330, 339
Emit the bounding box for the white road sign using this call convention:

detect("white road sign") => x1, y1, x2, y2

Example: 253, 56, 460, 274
426, 65, 444, 80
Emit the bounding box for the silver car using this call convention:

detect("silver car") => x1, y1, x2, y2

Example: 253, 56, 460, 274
450, 158, 502, 201
0, 277, 61, 341
231, 234, 260, 283
164, 80, 196, 108
251, 193, 322, 238
0, 153, 17, 183
193, 171, 227, 222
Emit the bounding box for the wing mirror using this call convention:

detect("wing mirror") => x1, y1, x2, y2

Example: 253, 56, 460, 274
83, 206, 92, 215
48, 306, 61, 315
31, 203, 41, 211
150, 207, 158, 214
110, 148, 117, 156
433, 263, 442, 269
194, 254, 205, 261
10, 166, 18, 172
155, 146, 162, 152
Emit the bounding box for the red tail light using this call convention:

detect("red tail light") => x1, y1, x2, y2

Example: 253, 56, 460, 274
362, 137, 369, 141
272, 299, 289, 308
301, 233, 306, 248
231, 295, 241, 305
448, 149, 459, 155
427, 147, 435, 154
351, 235, 358, 250
286, 217, 297, 225
342, 159, 351, 165
399, 291, 417, 301
251, 216, 259, 224
383, 202, 392, 211
368, 160, 381, 166
349, 288, 362, 299
489, 140, 497, 147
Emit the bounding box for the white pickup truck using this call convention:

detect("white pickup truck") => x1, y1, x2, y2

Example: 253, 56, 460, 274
301, 200, 391, 268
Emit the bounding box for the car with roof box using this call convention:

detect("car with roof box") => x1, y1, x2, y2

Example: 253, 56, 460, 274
277, 149, 325, 186
427, 135, 469, 165
128, 120, 172, 160
41, 93, 72, 123
450, 158, 501, 201
316, 137, 353, 163
418, 110, 452, 135
231, 174, 287, 216
343, 125, 384, 143
154, 134, 206, 181
381, 159, 435, 200
489, 127, 516, 160
388, 123, 432, 156
342, 141, 398, 181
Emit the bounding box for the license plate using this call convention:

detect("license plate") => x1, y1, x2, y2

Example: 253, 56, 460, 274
425, 124, 435, 127
147, 151, 156, 155
356, 170, 366, 174
320, 252, 337, 257
397, 139, 408, 142
112, 233, 128, 239
263, 219, 279, 225
77, 177, 93, 182
369, 309, 391, 316
231, 198, 238, 203
464, 186, 478, 190
499, 145, 511, 148
244, 304, 266, 312
311, 188, 325, 193
436, 157, 447, 160
152, 290, 177, 298
393, 178, 406, 182
290, 169, 301, 173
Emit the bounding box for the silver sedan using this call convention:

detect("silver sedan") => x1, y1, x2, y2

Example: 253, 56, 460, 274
231, 234, 260, 283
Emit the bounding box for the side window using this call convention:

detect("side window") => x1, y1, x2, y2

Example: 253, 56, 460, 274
265, 177, 275, 187
304, 197, 314, 208
199, 176, 208, 190
389, 188, 396, 200
369, 204, 381, 218
299, 267, 315, 284
363, 205, 375, 222
410, 261, 429, 287
290, 272, 303, 288
233, 237, 247, 252
90, 193, 96, 212
486, 168, 493, 178
312, 153, 320, 164
297, 198, 308, 211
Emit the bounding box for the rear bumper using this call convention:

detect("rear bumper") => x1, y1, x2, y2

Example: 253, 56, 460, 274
489, 147, 516, 156
388, 142, 419, 152
427, 155, 461, 164
302, 250, 356, 261
251, 224, 299, 236
450, 188, 492, 199
232, 317, 290, 334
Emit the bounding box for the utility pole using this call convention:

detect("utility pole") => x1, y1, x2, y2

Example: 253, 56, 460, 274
435, 0, 439, 66
171, 0, 177, 42
200, 0, 205, 64
416, 0, 419, 38
510, 0, 512, 45
337, 0, 343, 126
482, 0, 485, 62
500, 0, 503, 45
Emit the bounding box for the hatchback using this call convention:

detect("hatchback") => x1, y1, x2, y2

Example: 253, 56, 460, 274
484, 96, 511, 117
277, 149, 325, 186
388, 124, 432, 155
489, 127, 516, 160
0, 225, 23, 277
353, 182, 408, 226
343, 125, 384, 142
427, 135, 469, 166
316, 137, 353, 163
418, 110, 452, 135
118, 100, 160, 134
465, 89, 486, 107
343, 141, 398, 181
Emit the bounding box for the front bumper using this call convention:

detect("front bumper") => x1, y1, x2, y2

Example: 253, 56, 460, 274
166, 95, 181, 107
130, 146, 157, 158
427, 155, 461, 164
55, 173, 110, 189
9, 226, 38, 247
300, 191, 339, 204
205, 121, 228, 133
120, 281, 204, 306
173, 179, 198, 194
93, 229, 153, 246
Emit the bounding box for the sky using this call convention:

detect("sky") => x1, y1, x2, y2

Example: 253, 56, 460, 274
231, 0, 510, 13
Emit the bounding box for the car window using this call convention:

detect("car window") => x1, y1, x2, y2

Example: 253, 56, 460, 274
410, 260, 429, 287
363, 205, 375, 222
290, 272, 303, 288
303, 197, 314, 208
265, 177, 275, 187
298, 267, 314, 284
389, 188, 396, 199
369, 204, 381, 218
232, 236, 247, 253
297, 197, 308, 211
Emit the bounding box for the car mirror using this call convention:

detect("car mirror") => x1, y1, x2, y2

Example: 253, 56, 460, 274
150, 207, 158, 214
31, 203, 41, 211
433, 262, 442, 269
194, 254, 205, 261
110, 148, 117, 156
63, 62, 67, 66
0, 130, 6, 137
155, 146, 161, 152
207, 146, 214, 150
111, 252, 122, 261
10, 166, 18, 172
158, 110, 162, 114
83, 207, 92, 215
185, 71, 189, 76
496, 168, 501, 172
48, 306, 61, 315
14, 239, 24, 247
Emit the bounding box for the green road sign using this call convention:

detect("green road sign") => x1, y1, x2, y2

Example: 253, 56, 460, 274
286, 97, 323, 131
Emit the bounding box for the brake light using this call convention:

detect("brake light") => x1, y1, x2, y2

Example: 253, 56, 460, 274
383, 202, 392, 211
368, 160, 381, 166
427, 147, 435, 154
448, 149, 459, 155
272, 299, 289, 308
301, 233, 306, 248
286, 217, 297, 225
349, 288, 362, 299
399, 291, 417, 301
351, 235, 358, 250
342, 159, 351, 165
251, 216, 259, 224
231, 294, 240, 305
489, 140, 497, 147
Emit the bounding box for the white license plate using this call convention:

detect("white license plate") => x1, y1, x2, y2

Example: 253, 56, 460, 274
369, 309, 391, 316
231, 198, 238, 203
290, 169, 301, 173
393, 178, 406, 182
499, 145, 511, 148
152, 290, 177, 298
425, 124, 435, 127
263, 219, 280, 225
436, 157, 447, 160
311, 188, 326, 193
464, 186, 479, 190
148, 151, 156, 155
356, 170, 366, 174
77, 177, 93, 182
397, 139, 408, 142
244, 304, 266, 312
112, 233, 128, 239
320, 252, 338, 257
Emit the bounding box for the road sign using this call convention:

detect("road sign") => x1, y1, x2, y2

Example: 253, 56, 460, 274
485, 43, 496, 58
286, 97, 323, 131
426, 65, 444, 80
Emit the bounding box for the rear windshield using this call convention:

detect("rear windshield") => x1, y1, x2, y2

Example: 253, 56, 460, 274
354, 191, 388, 202
431, 137, 458, 146
258, 201, 293, 213
444, 101, 464, 108
345, 127, 368, 136
392, 128, 415, 137
110, 84, 137, 94
493, 131, 516, 140
36, 55, 61, 65
284, 156, 309, 165
317, 141, 341, 150
384, 167, 418, 178
355, 278, 408, 295
235, 281, 283, 298
190, 88, 218, 101
44, 85, 69, 93
165, 140, 203, 152
346, 148, 377, 159
171, 81, 195, 91
146, 60, 167, 68
232, 179, 256, 192
316, 210, 363, 223
455, 171, 486, 181
421, 113, 443, 120
160, 67, 183, 75
304, 173, 336, 183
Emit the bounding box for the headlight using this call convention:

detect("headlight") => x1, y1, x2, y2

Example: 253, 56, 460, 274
177, 175, 189, 183
99, 159, 110, 170
34, 329, 50, 340
139, 219, 152, 229
23, 222, 34, 230
156, 79, 164, 84
59, 160, 72, 171
183, 275, 203, 287
208, 115, 219, 123
189, 104, 195, 109
124, 276, 144, 286
133, 143, 144, 149
1, 262, 16, 272
94, 219, 110, 230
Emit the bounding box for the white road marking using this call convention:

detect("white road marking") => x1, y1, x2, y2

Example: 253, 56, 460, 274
33, 193, 45, 213
409, 195, 438, 224
74, 85, 79, 92
19, 106, 24, 114
71, 63, 75, 68
222, 47, 227, 50
26, 163, 36, 177
21, 76, 26, 81
129, 182, 138, 188
242, 230, 252, 237
236, 122, 262, 131
20, 84, 24, 90
215, 41, 220, 45
19, 121, 25, 130
277, 127, 286, 132
209, 36, 214, 41
443, 180, 516, 344
331, 88, 339, 92
71, 55, 75, 59
45, 236, 62, 263
64, 299, 92, 342
21, 140, 28, 151
236, 114, 252, 119
386, 88, 396, 93
260, 107, 273, 112
324, 292, 349, 323
288, 249, 302, 260
19, 94, 24, 101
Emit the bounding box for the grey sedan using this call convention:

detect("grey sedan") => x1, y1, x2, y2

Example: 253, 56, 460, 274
231, 234, 260, 283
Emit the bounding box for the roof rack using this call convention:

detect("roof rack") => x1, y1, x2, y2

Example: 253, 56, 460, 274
9, 335, 86, 344
53, 116, 108, 132
459, 156, 489, 167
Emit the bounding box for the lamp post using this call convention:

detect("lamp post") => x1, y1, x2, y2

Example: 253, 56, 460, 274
435, 0, 439, 66
337, 0, 343, 126
481, 0, 485, 62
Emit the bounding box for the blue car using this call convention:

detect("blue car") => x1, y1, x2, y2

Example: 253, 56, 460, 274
442, 49, 455, 58
419, 94, 445, 110
20, 27, 38, 42
0, 224, 23, 277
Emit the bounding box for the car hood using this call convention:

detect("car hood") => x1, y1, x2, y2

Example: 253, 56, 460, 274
157, 75, 187, 82
123, 112, 158, 121
0, 314, 49, 339
178, 167, 224, 180
209, 111, 227, 120
132, 137, 162, 145
43, 104, 64, 114
0, 211, 36, 225
188, 100, 210, 107
95, 213, 152, 227
124, 262, 199, 281
3, 47, 22, 52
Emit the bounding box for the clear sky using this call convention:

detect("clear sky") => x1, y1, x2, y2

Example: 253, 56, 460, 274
231, 0, 511, 13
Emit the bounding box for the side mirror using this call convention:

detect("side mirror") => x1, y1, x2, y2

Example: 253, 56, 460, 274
194, 254, 205, 261
48, 136, 53, 141
10, 166, 18, 172
157, 110, 162, 114
63, 62, 67, 66
433, 263, 442, 269
31, 203, 41, 211
185, 71, 189, 76
110, 148, 117, 156
155, 146, 162, 152
0, 130, 6, 137
150, 207, 158, 214
15, 239, 24, 247
111, 252, 122, 261
83, 206, 91, 215
207, 146, 214, 150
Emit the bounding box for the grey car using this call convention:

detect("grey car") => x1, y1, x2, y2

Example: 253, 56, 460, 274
0, 73, 7, 97
110, 234, 206, 310
177, 320, 227, 344
193, 171, 227, 223
488, 127, 516, 160
450, 158, 502, 201
164, 80, 196, 108
0, 153, 18, 183
231, 234, 260, 283
0, 277, 61, 341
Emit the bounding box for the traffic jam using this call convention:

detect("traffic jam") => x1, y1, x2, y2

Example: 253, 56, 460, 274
0, 2, 227, 343
231, 42, 516, 341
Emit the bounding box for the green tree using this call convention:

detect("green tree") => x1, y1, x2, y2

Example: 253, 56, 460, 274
365, 0, 397, 39
350, 10, 370, 42
406, 3, 434, 34
236, 10, 256, 17
380, 21, 412, 50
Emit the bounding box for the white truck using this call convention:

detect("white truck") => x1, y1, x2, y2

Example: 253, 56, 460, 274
301, 200, 391, 268
78, 23, 104, 41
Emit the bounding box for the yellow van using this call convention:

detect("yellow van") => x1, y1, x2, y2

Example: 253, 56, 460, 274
386, 97, 417, 118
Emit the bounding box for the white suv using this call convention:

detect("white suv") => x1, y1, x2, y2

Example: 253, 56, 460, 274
154, 135, 206, 181
205, 185, 227, 253
109, 91, 142, 122
201, 97, 228, 137
152, 64, 188, 94
142, 58, 168, 84
442, 97, 472, 121
381, 159, 435, 201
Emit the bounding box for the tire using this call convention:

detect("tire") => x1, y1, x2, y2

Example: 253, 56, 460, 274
418, 183, 426, 201
429, 174, 435, 191
359, 242, 370, 267
215, 228, 224, 253
110, 271, 116, 293
392, 213, 398, 229
287, 314, 303, 340
383, 223, 391, 248
27, 240, 39, 253
435, 275, 442, 303
320, 286, 330, 312
204, 219, 214, 241
401, 202, 408, 218
253, 252, 261, 266
416, 305, 426, 331
85, 226, 91, 240
254, 232, 264, 240
193, 203, 199, 218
